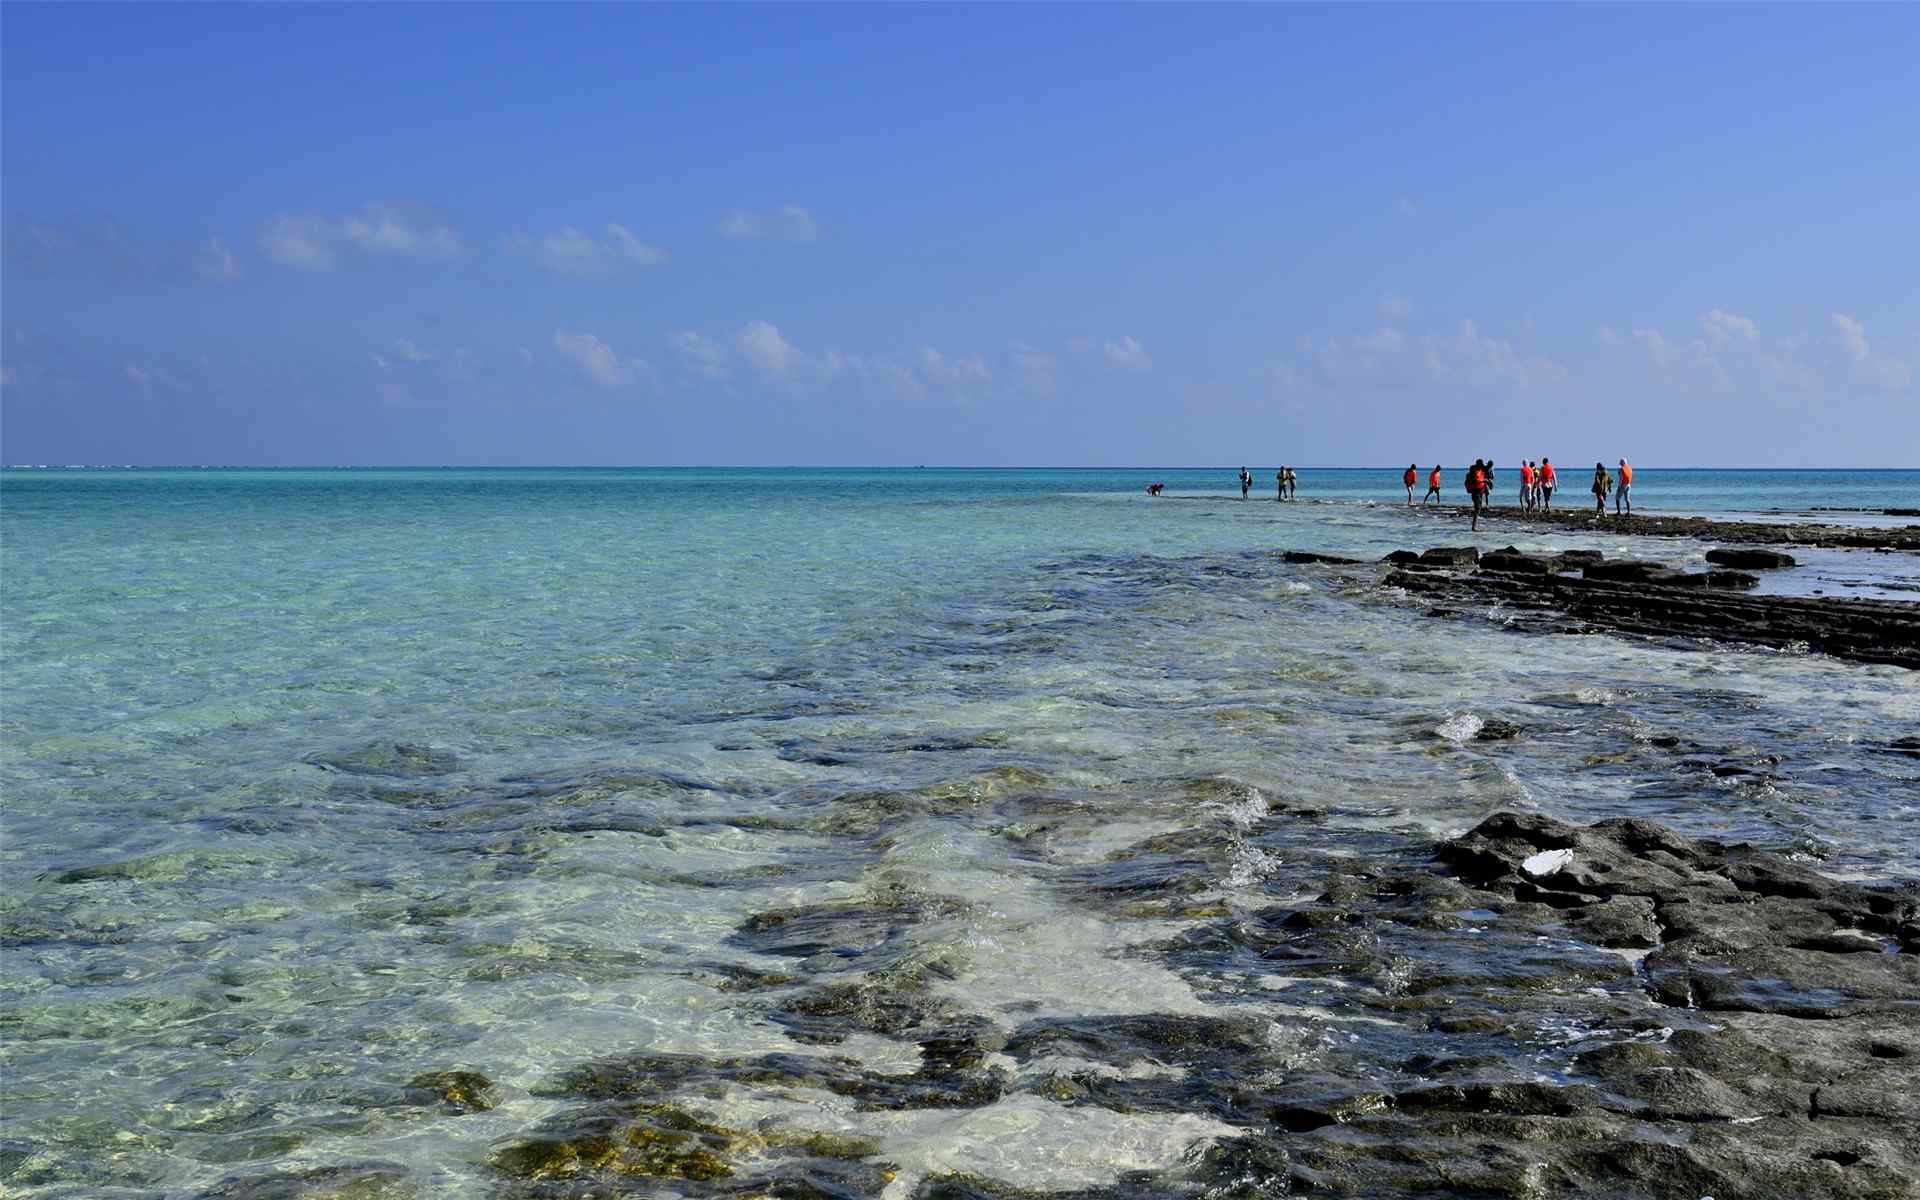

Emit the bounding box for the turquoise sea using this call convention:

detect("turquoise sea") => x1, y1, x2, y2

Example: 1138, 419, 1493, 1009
3, 467, 1917, 1196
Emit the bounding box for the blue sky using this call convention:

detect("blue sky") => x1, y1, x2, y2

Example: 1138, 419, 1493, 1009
3, 3, 1916, 466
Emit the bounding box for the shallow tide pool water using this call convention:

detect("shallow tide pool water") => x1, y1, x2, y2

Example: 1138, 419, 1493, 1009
3, 468, 1917, 1197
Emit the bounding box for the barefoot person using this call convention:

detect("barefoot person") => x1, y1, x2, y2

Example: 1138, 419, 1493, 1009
1423, 464, 1442, 505
1592, 462, 1611, 513
1540, 457, 1555, 509
1239, 466, 1252, 499
1404, 463, 1418, 505
1275, 469, 1284, 501
1284, 466, 1297, 500
1616, 457, 1632, 515
1465, 459, 1488, 531
1519, 460, 1535, 511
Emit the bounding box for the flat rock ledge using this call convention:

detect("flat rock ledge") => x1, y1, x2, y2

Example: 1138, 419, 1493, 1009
1413, 505, 1920, 553
1377, 546, 1920, 668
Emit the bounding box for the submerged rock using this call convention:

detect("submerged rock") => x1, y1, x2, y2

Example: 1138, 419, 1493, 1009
304, 742, 461, 778
404, 1070, 496, 1112
490, 1104, 734, 1182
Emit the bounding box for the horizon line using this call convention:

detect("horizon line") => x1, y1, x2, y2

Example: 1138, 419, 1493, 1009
5, 464, 1917, 473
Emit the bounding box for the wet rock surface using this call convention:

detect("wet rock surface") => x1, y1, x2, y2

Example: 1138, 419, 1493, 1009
1415, 504, 1920, 552
1378, 545, 1920, 668
1707, 547, 1798, 569
400, 803, 1918, 1200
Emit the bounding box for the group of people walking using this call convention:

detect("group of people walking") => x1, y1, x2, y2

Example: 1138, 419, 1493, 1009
1404, 457, 1632, 530
1237, 466, 1296, 500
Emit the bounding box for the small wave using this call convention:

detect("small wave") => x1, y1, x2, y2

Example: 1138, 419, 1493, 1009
1225, 841, 1282, 889
1223, 788, 1266, 831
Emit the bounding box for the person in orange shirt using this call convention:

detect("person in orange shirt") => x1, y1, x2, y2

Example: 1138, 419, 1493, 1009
1539, 458, 1556, 509
1423, 464, 1442, 505
1519, 461, 1535, 511
1616, 458, 1633, 515
1466, 460, 1488, 530
1404, 463, 1418, 505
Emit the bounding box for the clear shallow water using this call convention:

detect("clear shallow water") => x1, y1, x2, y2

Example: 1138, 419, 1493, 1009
3, 468, 1917, 1197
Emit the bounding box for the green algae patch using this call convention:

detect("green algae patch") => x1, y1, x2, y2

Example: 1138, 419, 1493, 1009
491, 1104, 734, 1182
405, 1069, 496, 1112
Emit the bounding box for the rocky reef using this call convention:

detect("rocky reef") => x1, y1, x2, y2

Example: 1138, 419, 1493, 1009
1418, 505, 1920, 553
1374, 544, 1920, 668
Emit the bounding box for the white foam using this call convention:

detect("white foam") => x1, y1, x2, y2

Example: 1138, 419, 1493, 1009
1436, 713, 1484, 744
870, 1094, 1238, 1197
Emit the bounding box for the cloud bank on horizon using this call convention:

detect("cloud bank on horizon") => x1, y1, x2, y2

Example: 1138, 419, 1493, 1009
2, 4, 1915, 467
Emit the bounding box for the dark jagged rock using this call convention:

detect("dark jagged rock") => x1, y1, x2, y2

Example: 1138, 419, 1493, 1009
1282, 550, 1361, 564
1708, 547, 1798, 569
1382, 549, 1421, 564
1478, 551, 1557, 575
1582, 559, 1676, 583
1371, 547, 1920, 668
1420, 546, 1479, 566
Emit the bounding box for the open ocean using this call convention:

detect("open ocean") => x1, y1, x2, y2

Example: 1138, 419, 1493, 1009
3, 466, 1917, 1197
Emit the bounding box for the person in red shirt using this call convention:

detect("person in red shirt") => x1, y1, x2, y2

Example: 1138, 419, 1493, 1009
1540, 458, 1556, 509
1616, 458, 1633, 515
1519, 461, 1536, 511
1404, 463, 1418, 505
1465, 460, 1488, 530
1423, 465, 1442, 505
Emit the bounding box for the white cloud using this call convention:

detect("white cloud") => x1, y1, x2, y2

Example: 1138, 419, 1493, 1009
1380, 293, 1415, 319
738, 320, 799, 374
259, 214, 337, 270
259, 205, 461, 270
670, 330, 728, 379
1102, 336, 1152, 372
918, 345, 991, 387
1832, 313, 1912, 390
553, 329, 625, 388
340, 206, 460, 258
1353, 327, 1406, 356
195, 237, 242, 282
1701, 308, 1758, 345
1631, 328, 1670, 367
1424, 319, 1564, 389
123, 362, 186, 392
718, 204, 818, 241
511, 222, 666, 277
394, 338, 434, 363
1832, 312, 1870, 360
1008, 340, 1055, 375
